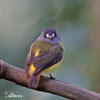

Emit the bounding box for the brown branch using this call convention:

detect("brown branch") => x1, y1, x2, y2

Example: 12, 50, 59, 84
0, 60, 100, 100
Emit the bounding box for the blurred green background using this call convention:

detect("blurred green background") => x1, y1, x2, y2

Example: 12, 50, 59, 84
0, 0, 100, 100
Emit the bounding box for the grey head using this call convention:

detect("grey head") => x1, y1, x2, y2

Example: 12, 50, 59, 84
37, 28, 60, 44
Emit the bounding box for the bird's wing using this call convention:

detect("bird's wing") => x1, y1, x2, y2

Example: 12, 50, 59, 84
33, 48, 63, 75
25, 45, 63, 75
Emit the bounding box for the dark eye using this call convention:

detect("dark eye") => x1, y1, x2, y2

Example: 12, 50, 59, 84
52, 32, 57, 38
46, 33, 50, 38
44, 33, 48, 38
52, 33, 55, 37
44, 32, 56, 39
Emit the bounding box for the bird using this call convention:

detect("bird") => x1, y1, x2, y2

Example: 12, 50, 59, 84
25, 28, 64, 89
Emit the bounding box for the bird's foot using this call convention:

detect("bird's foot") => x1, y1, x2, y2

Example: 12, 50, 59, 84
49, 73, 55, 79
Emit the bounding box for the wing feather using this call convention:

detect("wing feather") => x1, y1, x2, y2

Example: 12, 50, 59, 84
25, 45, 63, 75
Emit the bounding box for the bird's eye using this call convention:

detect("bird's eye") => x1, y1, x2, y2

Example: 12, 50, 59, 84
52, 33, 55, 37
45, 32, 56, 39
46, 33, 49, 38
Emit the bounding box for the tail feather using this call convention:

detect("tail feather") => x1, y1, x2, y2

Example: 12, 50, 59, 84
28, 74, 40, 89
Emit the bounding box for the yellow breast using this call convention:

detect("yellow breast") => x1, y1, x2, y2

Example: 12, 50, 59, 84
44, 58, 63, 74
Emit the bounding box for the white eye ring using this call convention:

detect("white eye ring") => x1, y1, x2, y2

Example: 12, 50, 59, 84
46, 33, 49, 38
52, 33, 55, 37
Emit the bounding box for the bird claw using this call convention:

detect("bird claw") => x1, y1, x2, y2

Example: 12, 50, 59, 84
49, 73, 55, 79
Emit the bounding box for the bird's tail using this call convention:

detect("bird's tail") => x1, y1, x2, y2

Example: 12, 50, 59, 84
28, 74, 40, 89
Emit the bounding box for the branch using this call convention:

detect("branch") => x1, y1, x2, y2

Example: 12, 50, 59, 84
0, 60, 100, 100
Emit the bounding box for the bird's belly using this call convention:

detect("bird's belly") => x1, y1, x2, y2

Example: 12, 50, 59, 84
43, 59, 63, 74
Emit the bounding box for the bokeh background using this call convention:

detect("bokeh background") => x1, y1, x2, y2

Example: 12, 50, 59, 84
0, 0, 100, 100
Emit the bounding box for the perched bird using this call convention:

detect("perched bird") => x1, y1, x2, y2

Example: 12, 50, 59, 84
25, 28, 64, 89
